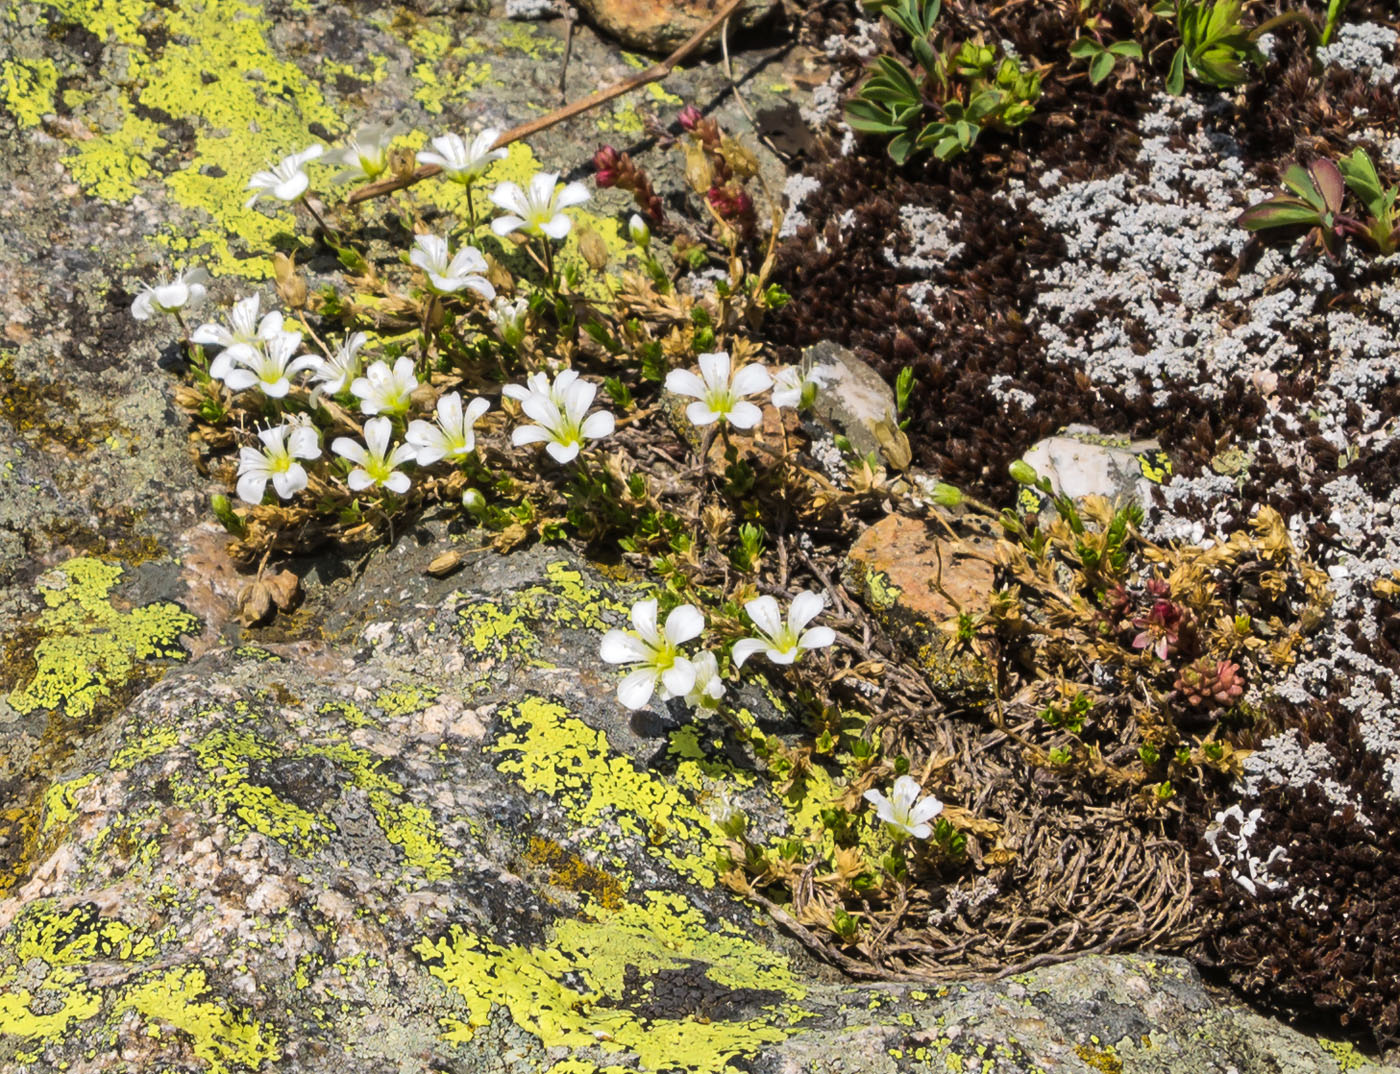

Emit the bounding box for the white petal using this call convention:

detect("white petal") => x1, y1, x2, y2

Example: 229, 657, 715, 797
892, 776, 922, 811
909, 797, 944, 825
664, 604, 705, 645
731, 638, 767, 668
745, 595, 783, 638
236, 472, 268, 505
665, 369, 706, 399
539, 215, 572, 240
660, 658, 696, 699
332, 436, 368, 465
528, 171, 559, 207
287, 426, 321, 459
862, 789, 889, 811
617, 668, 657, 710
600, 630, 650, 665
347, 469, 374, 491
363, 417, 392, 457
697, 351, 731, 391
684, 401, 719, 427
731, 363, 774, 398
223, 370, 258, 393
630, 598, 661, 644
580, 411, 614, 441
271, 465, 307, 499
797, 626, 835, 651
449, 246, 488, 276
726, 401, 763, 429
555, 180, 590, 209
489, 181, 527, 215
463, 396, 491, 425
511, 425, 552, 447
273, 172, 310, 202
545, 440, 580, 464
491, 214, 526, 236
788, 591, 826, 633
384, 471, 411, 495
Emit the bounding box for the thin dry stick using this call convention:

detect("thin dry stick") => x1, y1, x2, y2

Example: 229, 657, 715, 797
347, 0, 746, 206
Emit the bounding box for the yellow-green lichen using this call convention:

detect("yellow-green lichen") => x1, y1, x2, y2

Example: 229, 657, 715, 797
123, 966, 280, 1074
5, 557, 199, 721
1318, 1038, 1368, 1072
415, 891, 808, 1072
491, 696, 722, 886
1, 57, 59, 128
33, 0, 341, 276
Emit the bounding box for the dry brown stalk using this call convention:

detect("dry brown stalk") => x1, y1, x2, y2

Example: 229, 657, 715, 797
346, 0, 746, 206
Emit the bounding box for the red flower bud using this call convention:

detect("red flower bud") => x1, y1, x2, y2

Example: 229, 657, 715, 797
678, 105, 702, 131
593, 145, 620, 186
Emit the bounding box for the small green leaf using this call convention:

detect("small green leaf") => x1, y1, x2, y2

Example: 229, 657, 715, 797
1069, 37, 1103, 59
1166, 46, 1186, 95
1089, 50, 1116, 84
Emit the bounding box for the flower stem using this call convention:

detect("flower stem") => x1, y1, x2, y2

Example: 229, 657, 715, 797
300, 196, 335, 241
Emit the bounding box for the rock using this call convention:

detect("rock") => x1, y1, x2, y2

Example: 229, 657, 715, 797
802, 341, 912, 471
576, 0, 777, 54
846, 513, 996, 704
1019, 424, 1172, 508
2, 538, 1394, 1072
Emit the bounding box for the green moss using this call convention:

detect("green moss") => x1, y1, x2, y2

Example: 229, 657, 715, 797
5, 557, 198, 721
415, 891, 808, 1072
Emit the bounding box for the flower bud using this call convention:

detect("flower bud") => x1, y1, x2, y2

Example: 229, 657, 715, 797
1008, 459, 1038, 485
678, 104, 702, 131
593, 145, 620, 187
929, 482, 963, 508
628, 213, 651, 248
211, 493, 248, 537
579, 227, 609, 272
462, 488, 486, 516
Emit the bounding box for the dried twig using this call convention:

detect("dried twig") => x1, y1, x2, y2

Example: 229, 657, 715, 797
347, 0, 746, 206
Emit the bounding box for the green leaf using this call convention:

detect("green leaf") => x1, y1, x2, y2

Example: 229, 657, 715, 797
1237, 199, 1322, 231
1068, 37, 1103, 59
1166, 46, 1187, 94
1089, 50, 1116, 84
1107, 39, 1144, 57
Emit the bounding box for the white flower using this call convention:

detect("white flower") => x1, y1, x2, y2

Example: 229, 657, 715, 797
351, 356, 419, 417
130, 267, 210, 321
504, 369, 614, 464
236, 424, 321, 504
221, 331, 318, 398
326, 124, 398, 184
416, 129, 506, 185
308, 331, 368, 395
406, 392, 490, 465
244, 145, 325, 208
488, 296, 529, 347
684, 650, 726, 711
490, 171, 590, 240
331, 416, 416, 495
770, 362, 834, 411
192, 294, 291, 377
408, 235, 495, 299
863, 775, 943, 840
665, 351, 773, 430
731, 591, 835, 667
600, 598, 705, 710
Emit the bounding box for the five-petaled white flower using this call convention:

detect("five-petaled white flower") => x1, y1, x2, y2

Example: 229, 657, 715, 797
600, 598, 706, 710
351, 356, 420, 417
325, 124, 398, 184
731, 591, 836, 667
332, 416, 416, 495
416, 129, 507, 185
665, 351, 773, 430
407, 392, 491, 465
245, 145, 325, 208
192, 294, 291, 376
308, 331, 368, 396
236, 423, 322, 504
488, 296, 529, 348
130, 267, 209, 321
770, 362, 834, 411
222, 331, 318, 398
684, 650, 726, 712
863, 775, 943, 840
504, 369, 614, 464
408, 235, 495, 299
490, 171, 590, 240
